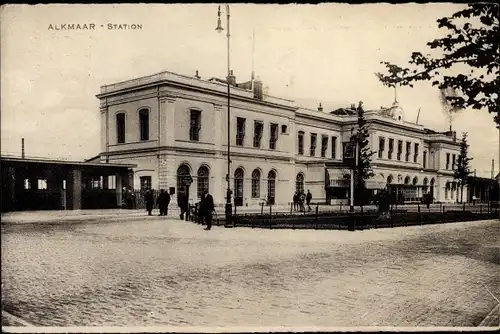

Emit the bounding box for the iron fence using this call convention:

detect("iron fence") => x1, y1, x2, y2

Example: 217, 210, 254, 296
228, 201, 499, 231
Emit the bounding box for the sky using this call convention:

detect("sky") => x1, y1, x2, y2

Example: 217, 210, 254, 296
1, 3, 498, 177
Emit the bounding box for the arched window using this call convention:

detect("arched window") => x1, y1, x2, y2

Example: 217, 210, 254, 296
197, 166, 209, 199
412, 177, 418, 186
139, 109, 149, 141
404, 176, 411, 185
296, 173, 304, 193
234, 168, 244, 206
177, 164, 191, 197
116, 113, 126, 144
387, 175, 393, 185
251, 169, 261, 198
445, 182, 451, 199
267, 170, 276, 204
423, 178, 429, 193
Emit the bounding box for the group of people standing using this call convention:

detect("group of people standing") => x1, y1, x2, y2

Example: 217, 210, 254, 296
142, 187, 215, 230
144, 188, 171, 216
293, 189, 313, 212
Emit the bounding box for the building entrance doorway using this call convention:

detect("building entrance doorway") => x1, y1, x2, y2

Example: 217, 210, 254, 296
234, 168, 244, 207
177, 164, 192, 200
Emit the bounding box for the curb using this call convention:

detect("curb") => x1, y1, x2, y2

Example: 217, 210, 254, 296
2, 310, 33, 327
479, 303, 500, 327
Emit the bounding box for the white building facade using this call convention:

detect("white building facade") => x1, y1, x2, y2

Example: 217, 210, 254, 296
96, 70, 466, 207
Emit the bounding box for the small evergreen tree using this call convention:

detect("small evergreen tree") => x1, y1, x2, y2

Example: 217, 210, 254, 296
453, 132, 473, 203
351, 101, 375, 205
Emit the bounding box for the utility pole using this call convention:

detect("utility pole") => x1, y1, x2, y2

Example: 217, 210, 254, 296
216, 4, 233, 226
491, 159, 494, 180
22, 138, 25, 159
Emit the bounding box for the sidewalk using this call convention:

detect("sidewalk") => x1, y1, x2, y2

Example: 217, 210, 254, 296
1, 203, 489, 226
0, 205, 318, 225
1, 209, 150, 225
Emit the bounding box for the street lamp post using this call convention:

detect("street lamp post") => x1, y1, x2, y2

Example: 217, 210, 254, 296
216, 5, 233, 226
349, 128, 359, 212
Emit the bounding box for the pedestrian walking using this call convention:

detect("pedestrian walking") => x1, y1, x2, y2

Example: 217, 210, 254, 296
201, 189, 215, 230
198, 192, 206, 225
177, 190, 188, 220
306, 190, 312, 212
378, 188, 391, 219
156, 189, 171, 216
293, 191, 298, 211
144, 188, 155, 216
424, 192, 432, 210
299, 191, 306, 212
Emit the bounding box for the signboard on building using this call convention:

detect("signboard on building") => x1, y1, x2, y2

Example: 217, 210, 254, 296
182, 175, 193, 186
343, 141, 356, 167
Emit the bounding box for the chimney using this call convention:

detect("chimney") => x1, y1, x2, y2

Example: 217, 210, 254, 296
253, 78, 263, 100
227, 70, 236, 86
195, 70, 201, 79
350, 103, 356, 110
318, 103, 323, 112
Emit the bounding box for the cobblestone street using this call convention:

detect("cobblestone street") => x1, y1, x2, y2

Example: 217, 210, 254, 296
1, 216, 499, 328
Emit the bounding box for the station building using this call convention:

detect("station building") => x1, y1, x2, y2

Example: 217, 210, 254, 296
95, 70, 466, 207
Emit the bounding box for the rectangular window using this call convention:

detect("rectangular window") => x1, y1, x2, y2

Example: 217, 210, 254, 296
397, 140, 403, 161
414, 143, 419, 163
388, 138, 394, 160
405, 142, 411, 162
321, 135, 328, 157
446, 153, 450, 170
423, 151, 427, 169
452, 154, 456, 170
236, 117, 246, 146
269, 123, 278, 150
331, 136, 337, 159
298, 131, 304, 155
116, 113, 125, 144
378, 137, 385, 159
139, 109, 149, 141
189, 110, 201, 141
140, 176, 152, 191
253, 121, 263, 148
310, 133, 317, 156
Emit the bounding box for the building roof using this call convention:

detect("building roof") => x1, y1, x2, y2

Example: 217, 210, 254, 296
0, 155, 136, 169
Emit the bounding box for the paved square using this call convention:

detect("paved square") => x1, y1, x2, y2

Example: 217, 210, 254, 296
1, 217, 499, 328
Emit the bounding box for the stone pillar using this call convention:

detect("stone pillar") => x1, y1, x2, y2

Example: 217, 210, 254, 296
103, 176, 109, 190
66, 169, 82, 210
46, 169, 63, 209
159, 97, 176, 190
5, 167, 16, 211
159, 97, 176, 147
116, 173, 123, 207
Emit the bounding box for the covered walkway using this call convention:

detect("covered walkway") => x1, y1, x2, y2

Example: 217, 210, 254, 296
1, 156, 135, 212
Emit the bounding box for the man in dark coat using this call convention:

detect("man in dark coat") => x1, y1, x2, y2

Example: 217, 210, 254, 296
306, 190, 313, 212
293, 191, 299, 211
201, 189, 215, 230
177, 190, 188, 220
144, 188, 155, 216
198, 192, 206, 225
156, 189, 171, 216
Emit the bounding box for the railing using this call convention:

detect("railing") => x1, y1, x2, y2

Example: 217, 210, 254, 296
228, 201, 498, 231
